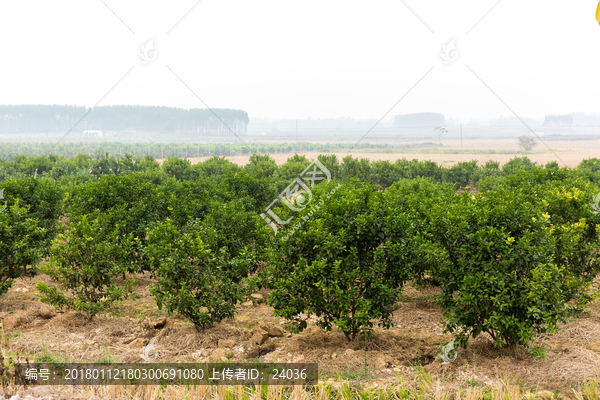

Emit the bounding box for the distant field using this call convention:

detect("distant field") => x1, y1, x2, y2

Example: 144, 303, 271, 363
177, 137, 600, 169
2, 134, 599, 168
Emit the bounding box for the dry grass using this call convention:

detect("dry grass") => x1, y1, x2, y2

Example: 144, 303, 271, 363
0, 375, 599, 400
1, 273, 600, 398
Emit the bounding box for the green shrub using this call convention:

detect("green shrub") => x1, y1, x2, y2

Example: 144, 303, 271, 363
576, 158, 600, 184
146, 219, 250, 330
195, 156, 241, 183
368, 160, 399, 188
403, 159, 443, 182
244, 154, 278, 179
68, 173, 168, 272
475, 175, 505, 192
532, 178, 600, 282
317, 154, 341, 177
68, 173, 167, 232
268, 181, 405, 341
472, 160, 504, 188
162, 157, 198, 181
444, 160, 478, 188
415, 183, 600, 348
0, 177, 64, 255
383, 178, 459, 288
130, 154, 161, 173
0, 201, 46, 296
502, 166, 575, 188
220, 171, 278, 214
502, 156, 536, 175
12, 154, 55, 176
167, 179, 219, 227
340, 156, 371, 182
90, 152, 121, 177
189, 199, 272, 279
545, 160, 559, 170
578, 158, 600, 173
277, 154, 311, 183
36, 215, 136, 320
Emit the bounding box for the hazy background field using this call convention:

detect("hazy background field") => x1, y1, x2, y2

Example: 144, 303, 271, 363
3, 123, 598, 169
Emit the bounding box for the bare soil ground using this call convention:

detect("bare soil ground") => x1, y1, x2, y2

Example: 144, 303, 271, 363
2, 271, 599, 398
172, 138, 600, 168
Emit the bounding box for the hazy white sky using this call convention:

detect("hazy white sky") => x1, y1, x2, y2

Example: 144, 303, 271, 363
0, 0, 599, 121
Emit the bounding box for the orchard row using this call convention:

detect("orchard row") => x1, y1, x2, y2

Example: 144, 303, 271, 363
1, 153, 600, 350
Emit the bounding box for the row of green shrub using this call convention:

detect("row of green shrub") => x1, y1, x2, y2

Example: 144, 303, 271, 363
1, 153, 599, 352
0, 141, 392, 162
268, 170, 600, 347
3, 151, 600, 189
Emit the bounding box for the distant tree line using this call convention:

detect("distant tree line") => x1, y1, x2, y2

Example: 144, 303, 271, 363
571, 112, 600, 126
543, 114, 573, 127
0, 105, 249, 136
